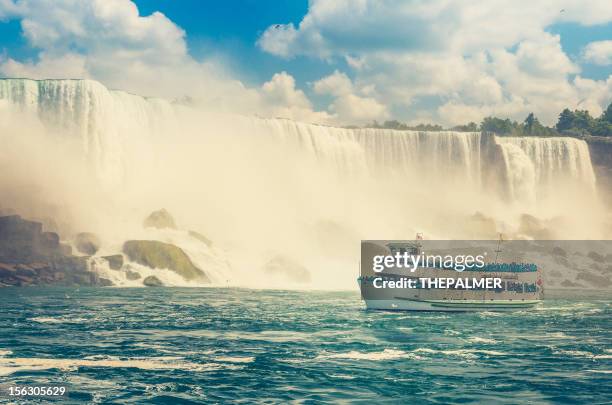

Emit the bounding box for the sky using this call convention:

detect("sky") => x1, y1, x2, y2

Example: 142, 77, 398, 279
0, 0, 611, 127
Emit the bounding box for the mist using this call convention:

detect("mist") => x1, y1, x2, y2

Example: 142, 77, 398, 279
0, 79, 610, 289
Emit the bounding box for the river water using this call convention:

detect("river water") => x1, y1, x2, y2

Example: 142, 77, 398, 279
0, 287, 609, 403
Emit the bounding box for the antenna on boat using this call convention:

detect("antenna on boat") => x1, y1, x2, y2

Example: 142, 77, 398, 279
494, 233, 503, 263
415, 233, 423, 251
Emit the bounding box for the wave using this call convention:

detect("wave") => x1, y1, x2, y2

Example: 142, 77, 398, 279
315, 347, 508, 362
29, 316, 89, 324
315, 349, 421, 361
0, 354, 222, 376
413, 348, 507, 359
466, 336, 497, 344
553, 350, 612, 359
214, 356, 255, 363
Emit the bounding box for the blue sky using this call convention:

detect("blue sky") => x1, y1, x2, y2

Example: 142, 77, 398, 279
130, 0, 355, 107
0, 1, 611, 126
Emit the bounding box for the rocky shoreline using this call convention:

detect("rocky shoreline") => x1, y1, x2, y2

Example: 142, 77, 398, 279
0, 210, 212, 287
0, 215, 110, 287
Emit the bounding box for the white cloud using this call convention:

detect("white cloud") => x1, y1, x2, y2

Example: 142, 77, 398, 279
1, 0, 611, 126
259, 72, 333, 123
583, 40, 612, 65
313, 70, 353, 97
259, 0, 612, 126
259, 0, 612, 59
313, 71, 388, 124
0, 0, 332, 124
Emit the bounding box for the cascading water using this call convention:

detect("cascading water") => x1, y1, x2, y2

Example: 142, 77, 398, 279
0, 78, 607, 288
496, 137, 596, 201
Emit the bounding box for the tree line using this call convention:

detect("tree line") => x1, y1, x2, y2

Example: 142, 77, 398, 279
365, 102, 612, 137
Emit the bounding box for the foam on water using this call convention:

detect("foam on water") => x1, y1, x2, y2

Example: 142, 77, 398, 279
316, 349, 420, 361
0, 355, 220, 376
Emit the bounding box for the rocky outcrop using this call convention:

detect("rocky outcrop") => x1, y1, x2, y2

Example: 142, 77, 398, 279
518, 214, 554, 239
102, 254, 124, 270
263, 255, 311, 283
126, 269, 141, 280
576, 271, 611, 288
143, 209, 177, 230
122, 240, 209, 282
75, 232, 100, 255
0, 215, 70, 262
188, 230, 212, 247
143, 275, 163, 287
0, 215, 105, 287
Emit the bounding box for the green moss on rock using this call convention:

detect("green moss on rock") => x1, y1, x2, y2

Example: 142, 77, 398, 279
122, 240, 209, 282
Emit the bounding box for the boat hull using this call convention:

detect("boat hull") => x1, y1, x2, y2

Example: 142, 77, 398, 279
364, 298, 541, 312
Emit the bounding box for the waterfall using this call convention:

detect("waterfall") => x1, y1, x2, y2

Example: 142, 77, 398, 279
0, 79, 179, 185
0, 78, 606, 287
0, 78, 596, 201
495, 137, 597, 201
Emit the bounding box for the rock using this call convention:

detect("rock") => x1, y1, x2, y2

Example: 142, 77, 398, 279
98, 277, 114, 287
143, 275, 163, 287
14, 275, 34, 286
0, 215, 72, 262
123, 240, 209, 282
29, 262, 49, 271
554, 255, 569, 267
552, 247, 567, 257
0, 263, 16, 276
561, 279, 582, 288
587, 251, 605, 263
70, 272, 95, 285
576, 271, 611, 288
188, 230, 212, 247
466, 212, 497, 238
518, 214, 553, 239
102, 254, 124, 270
75, 232, 100, 255
125, 270, 141, 280
263, 255, 311, 283
16, 265, 36, 277
0, 215, 102, 287
54, 256, 88, 273
143, 209, 176, 230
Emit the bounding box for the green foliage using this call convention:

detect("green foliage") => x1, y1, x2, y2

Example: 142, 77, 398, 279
451, 122, 478, 132
368, 120, 444, 131
603, 103, 612, 124
480, 116, 518, 135
554, 103, 612, 137
522, 112, 554, 136
362, 102, 612, 137
556, 108, 574, 131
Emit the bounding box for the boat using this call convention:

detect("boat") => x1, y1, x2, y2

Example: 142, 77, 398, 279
359, 239, 543, 312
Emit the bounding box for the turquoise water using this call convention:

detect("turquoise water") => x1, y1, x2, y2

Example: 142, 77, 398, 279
0, 288, 610, 404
